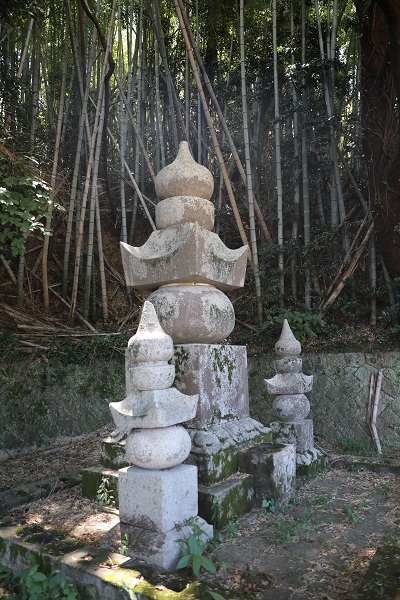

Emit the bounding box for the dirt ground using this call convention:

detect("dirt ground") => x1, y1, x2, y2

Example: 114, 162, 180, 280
1, 430, 400, 599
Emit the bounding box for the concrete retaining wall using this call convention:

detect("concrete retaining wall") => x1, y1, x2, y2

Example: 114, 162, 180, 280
248, 351, 400, 451
1, 351, 399, 453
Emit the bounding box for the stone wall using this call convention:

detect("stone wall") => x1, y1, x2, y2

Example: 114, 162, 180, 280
248, 351, 400, 452
0, 358, 124, 453
1, 351, 399, 453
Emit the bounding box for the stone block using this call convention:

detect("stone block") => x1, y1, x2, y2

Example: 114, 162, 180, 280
238, 442, 296, 508
118, 464, 198, 533
101, 437, 129, 469
118, 516, 213, 570
198, 474, 254, 529
189, 418, 272, 485
296, 448, 326, 478
173, 344, 250, 428
270, 419, 314, 452
120, 221, 247, 291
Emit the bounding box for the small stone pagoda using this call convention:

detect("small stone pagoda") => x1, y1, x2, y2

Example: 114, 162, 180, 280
120, 141, 272, 527
265, 320, 325, 476
109, 300, 212, 569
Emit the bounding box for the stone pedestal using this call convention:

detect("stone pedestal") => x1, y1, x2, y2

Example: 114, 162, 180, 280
173, 344, 250, 428
119, 465, 198, 530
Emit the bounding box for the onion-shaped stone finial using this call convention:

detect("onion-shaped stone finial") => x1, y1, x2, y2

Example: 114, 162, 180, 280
275, 319, 301, 357
155, 141, 214, 201
128, 301, 173, 363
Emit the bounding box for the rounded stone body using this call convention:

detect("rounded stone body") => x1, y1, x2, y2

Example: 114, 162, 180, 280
129, 363, 175, 391
155, 196, 214, 231
124, 426, 191, 469
272, 393, 310, 422
147, 284, 235, 344
155, 141, 214, 201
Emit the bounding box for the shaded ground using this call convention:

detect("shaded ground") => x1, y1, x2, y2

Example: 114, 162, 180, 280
1, 431, 400, 599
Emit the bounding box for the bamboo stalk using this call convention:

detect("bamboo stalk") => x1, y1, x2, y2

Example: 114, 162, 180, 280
173, 0, 252, 265
176, 0, 273, 244
370, 369, 383, 455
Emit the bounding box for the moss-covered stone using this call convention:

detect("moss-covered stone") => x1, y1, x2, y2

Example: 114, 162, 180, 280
198, 474, 254, 529
81, 468, 118, 503
101, 438, 130, 469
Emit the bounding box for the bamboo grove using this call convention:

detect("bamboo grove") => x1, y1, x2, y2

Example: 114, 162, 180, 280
0, 0, 399, 338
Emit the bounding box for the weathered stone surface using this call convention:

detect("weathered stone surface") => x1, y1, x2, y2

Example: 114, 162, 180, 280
198, 474, 255, 529
173, 344, 250, 428
109, 388, 198, 433
127, 301, 173, 365
156, 196, 214, 231
155, 141, 214, 201
275, 356, 302, 373
120, 221, 247, 291
296, 448, 326, 477
118, 464, 198, 532
118, 516, 213, 570
269, 420, 314, 453
147, 284, 235, 344
189, 417, 272, 485
272, 393, 310, 422
275, 320, 302, 356
238, 442, 296, 507
265, 372, 313, 395
124, 426, 192, 469
128, 363, 175, 391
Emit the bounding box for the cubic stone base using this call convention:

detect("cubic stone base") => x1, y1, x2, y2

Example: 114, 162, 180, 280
198, 474, 254, 529
188, 417, 272, 485
238, 442, 296, 508
296, 448, 326, 478
172, 344, 250, 428
270, 419, 314, 452
115, 516, 213, 571
118, 464, 198, 532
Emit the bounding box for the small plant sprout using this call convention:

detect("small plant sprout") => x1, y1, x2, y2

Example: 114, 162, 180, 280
96, 476, 115, 507
343, 506, 360, 524
261, 498, 276, 514
119, 533, 129, 556
176, 520, 217, 578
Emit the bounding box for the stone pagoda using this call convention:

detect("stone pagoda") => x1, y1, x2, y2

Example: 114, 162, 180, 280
265, 319, 325, 476
120, 141, 271, 527
109, 300, 212, 570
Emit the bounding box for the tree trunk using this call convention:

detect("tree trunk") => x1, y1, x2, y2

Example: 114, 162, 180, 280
354, 0, 400, 277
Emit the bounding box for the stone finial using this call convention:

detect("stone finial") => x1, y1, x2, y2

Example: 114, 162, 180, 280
128, 301, 173, 364
155, 141, 214, 201
275, 319, 301, 357
127, 301, 175, 391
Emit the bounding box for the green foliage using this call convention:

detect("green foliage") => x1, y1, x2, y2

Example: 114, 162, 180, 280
96, 476, 115, 507
342, 505, 360, 524
0, 170, 53, 257
0, 562, 81, 599
176, 520, 217, 578
262, 309, 328, 343
119, 534, 129, 556
261, 498, 276, 514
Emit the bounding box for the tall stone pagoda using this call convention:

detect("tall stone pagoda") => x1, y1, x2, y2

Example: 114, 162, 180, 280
120, 141, 271, 527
